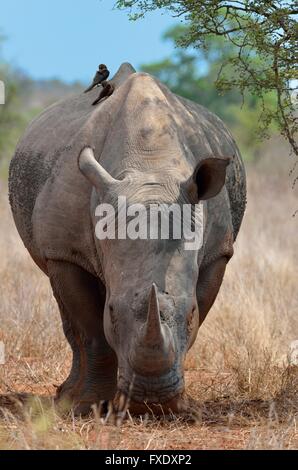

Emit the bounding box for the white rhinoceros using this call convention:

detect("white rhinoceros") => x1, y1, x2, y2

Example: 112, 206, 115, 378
9, 63, 246, 416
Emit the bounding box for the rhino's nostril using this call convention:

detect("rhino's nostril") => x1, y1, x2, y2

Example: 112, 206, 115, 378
160, 310, 166, 322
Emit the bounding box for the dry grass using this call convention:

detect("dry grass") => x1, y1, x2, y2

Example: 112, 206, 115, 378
0, 154, 297, 450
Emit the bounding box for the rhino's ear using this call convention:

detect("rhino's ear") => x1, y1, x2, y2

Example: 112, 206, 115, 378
78, 147, 119, 197
188, 157, 231, 201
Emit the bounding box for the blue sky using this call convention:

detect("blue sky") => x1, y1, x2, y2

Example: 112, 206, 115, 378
0, 0, 176, 83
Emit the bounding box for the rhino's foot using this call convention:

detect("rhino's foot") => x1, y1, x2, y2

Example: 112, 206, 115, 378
54, 343, 118, 417
55, 352, 117, 417
55, 392, 109, 417
55, 383, 113, 417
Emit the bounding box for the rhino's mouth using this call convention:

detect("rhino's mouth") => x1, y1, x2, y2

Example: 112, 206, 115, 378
117, 369, 185, 409
117, 394, 184, 416
113, 387, 199, 420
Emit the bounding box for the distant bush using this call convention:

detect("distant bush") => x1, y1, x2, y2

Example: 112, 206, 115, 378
0, 37, 83, 178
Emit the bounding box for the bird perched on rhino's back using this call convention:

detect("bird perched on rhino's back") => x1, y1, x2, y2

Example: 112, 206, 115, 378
92, 82, 115, 106
84, 64, 110, 93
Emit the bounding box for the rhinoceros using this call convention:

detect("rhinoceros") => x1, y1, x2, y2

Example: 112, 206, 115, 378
9, 63, 246, 416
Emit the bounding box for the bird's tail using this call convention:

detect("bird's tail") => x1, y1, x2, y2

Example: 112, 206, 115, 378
84, 85, 94, 93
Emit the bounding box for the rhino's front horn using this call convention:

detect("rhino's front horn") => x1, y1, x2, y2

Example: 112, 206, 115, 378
129, 284, 176, 376
78, 147, 120, 197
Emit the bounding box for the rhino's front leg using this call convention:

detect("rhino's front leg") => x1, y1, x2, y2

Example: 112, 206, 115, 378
47, 260, 118, 415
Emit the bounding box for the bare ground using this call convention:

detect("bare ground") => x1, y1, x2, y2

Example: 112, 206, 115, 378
0, 159, 297, 450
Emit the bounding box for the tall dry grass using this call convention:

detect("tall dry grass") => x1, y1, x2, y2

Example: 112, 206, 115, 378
0, 152, 297, 449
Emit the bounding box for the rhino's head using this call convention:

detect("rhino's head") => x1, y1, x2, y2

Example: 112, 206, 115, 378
79, 147, 229, 413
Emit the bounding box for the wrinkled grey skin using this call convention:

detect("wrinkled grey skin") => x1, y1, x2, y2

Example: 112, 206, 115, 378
9, 63, 246, 415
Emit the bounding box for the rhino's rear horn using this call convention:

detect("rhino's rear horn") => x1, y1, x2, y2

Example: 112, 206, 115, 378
129, 284, 176, 376
78, 146, 120, 197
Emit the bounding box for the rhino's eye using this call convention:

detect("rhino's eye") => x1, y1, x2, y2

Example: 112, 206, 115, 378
108, 304, 119, 338
108, 303, 118, 324
187, 307, 196, 330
